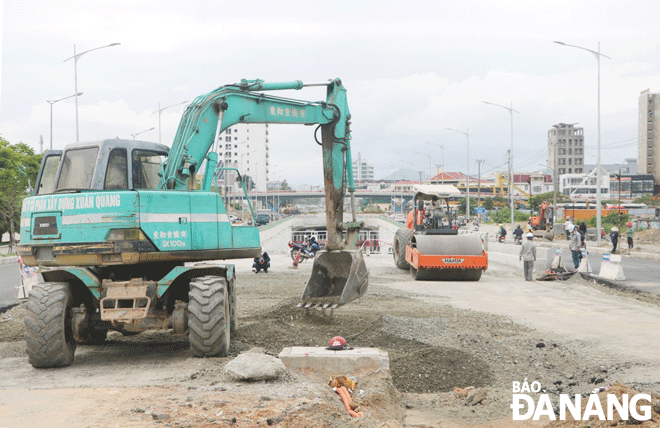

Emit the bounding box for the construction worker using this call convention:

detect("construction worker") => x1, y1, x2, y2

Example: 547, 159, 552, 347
626, 222, 634, 250
519, 232, 536, 281
609, 226, 619, 254
564, 217, 573, 240
568, 224, 582, 270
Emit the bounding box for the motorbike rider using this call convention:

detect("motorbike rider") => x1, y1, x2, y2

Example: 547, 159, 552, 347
497, 224, 507, 242
512, 224, 524, 244
252, 249, 270, 273
307, 236, 321, 254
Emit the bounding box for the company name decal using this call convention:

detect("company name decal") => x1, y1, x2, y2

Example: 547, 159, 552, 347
23, 194, 122, 213
442, 257, 465, 264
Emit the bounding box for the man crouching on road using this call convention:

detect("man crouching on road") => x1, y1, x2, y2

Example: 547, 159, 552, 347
519, 232, 536, 281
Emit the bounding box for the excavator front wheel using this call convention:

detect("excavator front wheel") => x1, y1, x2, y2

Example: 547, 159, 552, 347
188, 276, 230, 358
25, 282, 77, 368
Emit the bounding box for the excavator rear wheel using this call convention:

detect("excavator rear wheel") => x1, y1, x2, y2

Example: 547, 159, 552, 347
394, 228, 414, 270
25, 282, 76, 368
188, 276, 230, 358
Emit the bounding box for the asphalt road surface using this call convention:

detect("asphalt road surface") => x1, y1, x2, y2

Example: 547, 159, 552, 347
558, 249, 660, 295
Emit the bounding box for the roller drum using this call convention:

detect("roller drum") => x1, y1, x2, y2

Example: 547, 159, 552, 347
412, 234, 483, 256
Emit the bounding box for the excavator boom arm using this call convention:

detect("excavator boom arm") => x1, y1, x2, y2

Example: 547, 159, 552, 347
160, 78, 356, 250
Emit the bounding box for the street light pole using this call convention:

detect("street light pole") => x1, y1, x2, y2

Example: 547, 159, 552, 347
130, 127, 155, 140
424, 141, 444, 183
446, 128, 472, 219
64, 43, 120, 142
483, 101, 519, 234
414, 151, 433, 178
47, 92, 82, 150
152, 100, 189, 145
554, 41, 610, 247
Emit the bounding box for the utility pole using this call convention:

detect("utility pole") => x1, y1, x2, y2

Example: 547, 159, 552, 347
477, 159, 485, 208
553, 140, 559, 225
617, 169, 622, 231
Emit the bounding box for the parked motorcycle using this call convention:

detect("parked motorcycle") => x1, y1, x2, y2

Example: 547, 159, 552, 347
288, 240, 319, 263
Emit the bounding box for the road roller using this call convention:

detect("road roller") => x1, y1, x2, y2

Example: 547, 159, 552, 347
392, 185, 488, 281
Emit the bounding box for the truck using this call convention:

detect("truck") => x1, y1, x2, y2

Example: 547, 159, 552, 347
255, 209, 271, 226
18, 78, 368, 368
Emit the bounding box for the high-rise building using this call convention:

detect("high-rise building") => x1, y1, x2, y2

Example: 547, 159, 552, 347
548, 123, 584, 176
352, 152, 374, 183
216, 123, 269, 193
638, 89, 660, 185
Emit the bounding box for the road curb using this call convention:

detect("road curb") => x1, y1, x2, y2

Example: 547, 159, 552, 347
578, 272, 642, 295
0, 256, 17, 265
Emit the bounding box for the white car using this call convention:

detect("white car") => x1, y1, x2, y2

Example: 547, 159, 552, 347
394, 214, 405, 223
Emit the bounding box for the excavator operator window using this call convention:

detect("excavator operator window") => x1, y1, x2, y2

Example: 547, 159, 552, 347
56, 147, 99, 191
104, 149, 128, 190
132, 150, 167, 189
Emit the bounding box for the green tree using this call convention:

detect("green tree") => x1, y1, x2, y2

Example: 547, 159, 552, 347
633, 194, 656, 206
492, 208, 529, 224
279, 179, 293, 191
482, 197, 494, 210
241, 174, 255, 191
458, 197, 478, 215
0, 138, 42, 245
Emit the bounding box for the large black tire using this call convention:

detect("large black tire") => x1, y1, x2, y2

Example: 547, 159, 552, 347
188, 276, 230, 358
25, 282, 76, 368
393, 228, 414, 270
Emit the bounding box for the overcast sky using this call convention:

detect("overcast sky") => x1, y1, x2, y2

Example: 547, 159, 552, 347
1, 0, 659, 188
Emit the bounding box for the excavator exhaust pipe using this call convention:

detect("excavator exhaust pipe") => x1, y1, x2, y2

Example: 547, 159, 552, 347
299, 249, 369, 309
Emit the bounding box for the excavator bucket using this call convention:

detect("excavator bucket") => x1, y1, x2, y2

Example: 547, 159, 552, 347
299, 249, 369, 309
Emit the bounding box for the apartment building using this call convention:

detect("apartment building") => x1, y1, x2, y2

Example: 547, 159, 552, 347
548, 123, 584, 176
639, 89, 660, 188
216, 123, 269, 193
352, 152, 374, 183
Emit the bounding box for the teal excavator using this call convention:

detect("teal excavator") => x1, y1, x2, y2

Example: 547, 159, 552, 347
17, 78, 368, 367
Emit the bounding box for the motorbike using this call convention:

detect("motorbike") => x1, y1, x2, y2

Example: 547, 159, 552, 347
496, 230, 506, 243
288, 240, 319, 263
514, 235, 522, 245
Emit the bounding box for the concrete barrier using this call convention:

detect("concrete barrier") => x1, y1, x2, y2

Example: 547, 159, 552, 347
598, 253, 626, 281
487, 242, 554, 271
278, 346, 389, 376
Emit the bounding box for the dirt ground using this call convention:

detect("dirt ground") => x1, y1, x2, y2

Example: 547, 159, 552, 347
1, 251, 660, 427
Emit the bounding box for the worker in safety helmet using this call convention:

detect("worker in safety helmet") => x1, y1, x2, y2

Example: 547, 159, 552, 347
568, 224, 582, 270
519, 232, 536, 281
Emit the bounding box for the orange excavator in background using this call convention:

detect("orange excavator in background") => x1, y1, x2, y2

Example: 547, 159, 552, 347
529, 201, 554, 240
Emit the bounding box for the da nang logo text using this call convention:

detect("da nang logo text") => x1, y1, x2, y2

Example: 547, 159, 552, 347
511, 380, 651, 421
